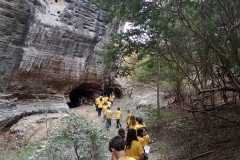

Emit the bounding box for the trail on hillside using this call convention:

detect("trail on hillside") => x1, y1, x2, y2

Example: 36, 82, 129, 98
0, 80, 166, 160
71, 88, 166, 160
71, 101, 129, 159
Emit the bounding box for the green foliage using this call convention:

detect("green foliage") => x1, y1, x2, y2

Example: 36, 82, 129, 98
100, 34, 122, 70
92, 0, 240, 95
133, 56, 156, 82
17, 115, 108, 160
133, 54, 183, 91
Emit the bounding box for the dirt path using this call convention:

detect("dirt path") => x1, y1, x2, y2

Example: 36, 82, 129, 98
71, 95, 164, 160
72, 103, 124, 159
0, 80, 165, 160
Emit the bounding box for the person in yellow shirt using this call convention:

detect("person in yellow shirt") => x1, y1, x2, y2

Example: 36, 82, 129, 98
102, 101, 109, 114
135, 117, 146, 130
137, 128, 145, 147
95, 96, 103, 117
142, 128, 150, 145
109, 136, 136, 160
115, 107, 122, 128
95, 96, 102, 106
125, 129, 145, 160
126, 110, 132, 128
103, 96, 109, 103
128, 116, 137, 130
105, 107, 112, 130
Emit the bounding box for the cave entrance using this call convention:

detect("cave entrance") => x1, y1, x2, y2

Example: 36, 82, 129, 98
68, 83, 102, 108
67, 83, 123, 108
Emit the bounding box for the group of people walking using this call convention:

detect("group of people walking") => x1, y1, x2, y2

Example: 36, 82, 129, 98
95, 95, 122, 129
95, 95, 151, 160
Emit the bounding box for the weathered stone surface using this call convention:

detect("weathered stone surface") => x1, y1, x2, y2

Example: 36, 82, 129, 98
0, 0, 31, 91
0, 0, 109, 94
0, 94, 68, 131
10, 113, 68, 144
0, 0, 117, 129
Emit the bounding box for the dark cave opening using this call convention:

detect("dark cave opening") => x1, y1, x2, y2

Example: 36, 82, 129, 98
67, 83, 102, 108
67, 83, 123, 108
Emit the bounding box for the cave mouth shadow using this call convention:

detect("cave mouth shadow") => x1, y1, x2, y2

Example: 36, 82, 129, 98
67, 83, 123, 108
67, 83, 102, 108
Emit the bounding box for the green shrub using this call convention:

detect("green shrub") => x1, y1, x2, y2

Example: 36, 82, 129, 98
17, 114, 109, 160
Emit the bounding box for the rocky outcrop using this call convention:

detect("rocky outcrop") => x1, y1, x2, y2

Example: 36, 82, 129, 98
0, 0, 118, 130
0, 93, 68, 131
0, 0, 109, 94
10, 113, 68, 145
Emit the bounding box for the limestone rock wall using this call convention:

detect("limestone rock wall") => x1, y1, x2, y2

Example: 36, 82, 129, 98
0, 0, 31, 91
0, 0, 108, 94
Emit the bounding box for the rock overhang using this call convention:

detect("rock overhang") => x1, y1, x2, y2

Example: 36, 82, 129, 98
0, 0, 110, 94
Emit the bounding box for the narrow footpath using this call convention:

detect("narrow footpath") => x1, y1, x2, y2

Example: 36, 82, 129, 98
71, 94, 163, 160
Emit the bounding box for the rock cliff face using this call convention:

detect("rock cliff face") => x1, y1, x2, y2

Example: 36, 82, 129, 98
0, 0, 108, 94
